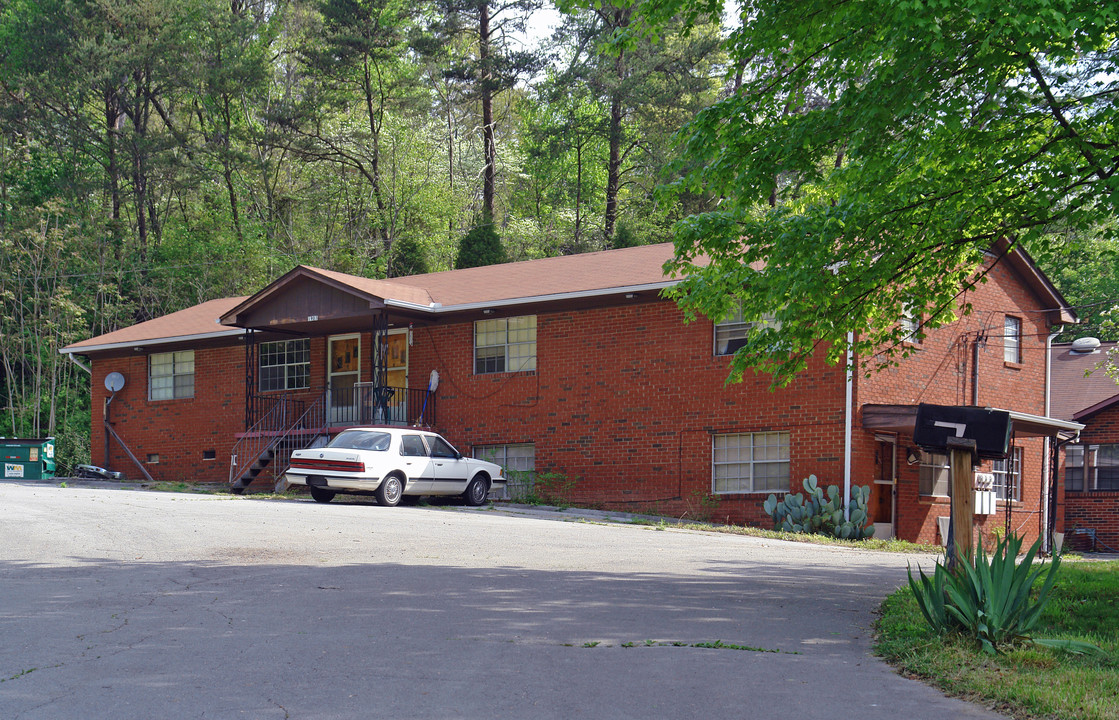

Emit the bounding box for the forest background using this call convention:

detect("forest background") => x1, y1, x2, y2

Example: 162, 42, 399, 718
1, 0, 1115, 472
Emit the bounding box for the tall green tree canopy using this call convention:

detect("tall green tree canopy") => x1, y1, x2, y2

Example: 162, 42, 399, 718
636, 0, 1119, 385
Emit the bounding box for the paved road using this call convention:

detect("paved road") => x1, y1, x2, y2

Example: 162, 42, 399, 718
0, 483, 1004, 719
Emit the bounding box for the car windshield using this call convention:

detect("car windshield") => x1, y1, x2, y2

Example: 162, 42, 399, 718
327, 430, 391, 452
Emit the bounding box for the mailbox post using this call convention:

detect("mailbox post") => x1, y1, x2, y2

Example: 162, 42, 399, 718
914, 404, 1012, 570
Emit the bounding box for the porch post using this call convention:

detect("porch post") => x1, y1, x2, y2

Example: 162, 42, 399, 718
243, 329, 256, 429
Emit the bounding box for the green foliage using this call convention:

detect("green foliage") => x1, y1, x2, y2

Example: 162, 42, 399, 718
879, 561, 1119, 720
907, 534, 1100, 655
389, 236, 430, 277
455, 214, 507, 269
639, 0, 1119, 386
611, 221, 640, 249
763, 475, 875, 539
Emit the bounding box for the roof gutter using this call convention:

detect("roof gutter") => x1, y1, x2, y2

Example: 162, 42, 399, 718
433, 280, 679, 314
58, 328, 246, 356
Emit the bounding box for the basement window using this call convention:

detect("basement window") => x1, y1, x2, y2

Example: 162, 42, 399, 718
146, 454, 160, 464
203, 449, 216, 460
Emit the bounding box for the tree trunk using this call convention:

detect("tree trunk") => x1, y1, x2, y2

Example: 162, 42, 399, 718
479, 0, 496, 219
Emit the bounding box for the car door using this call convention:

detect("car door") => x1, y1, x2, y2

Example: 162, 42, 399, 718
399, 434, 435, 492
429, 435, 471, 494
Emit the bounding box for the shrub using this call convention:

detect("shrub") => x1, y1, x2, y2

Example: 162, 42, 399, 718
763, 475, 875, 539
907, 533, 1100, 655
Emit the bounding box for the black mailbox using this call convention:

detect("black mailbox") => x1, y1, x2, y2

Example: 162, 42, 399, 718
913, 404, 1012, 460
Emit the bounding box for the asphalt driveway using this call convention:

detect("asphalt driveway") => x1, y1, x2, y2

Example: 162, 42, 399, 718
0, 483, 1005, 719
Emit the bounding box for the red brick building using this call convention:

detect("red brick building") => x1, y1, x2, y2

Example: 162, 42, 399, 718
1050, 340, 1119, 552
61, 242, 1080, 545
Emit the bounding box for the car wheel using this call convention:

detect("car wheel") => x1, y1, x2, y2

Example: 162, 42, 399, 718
376, 474, 403, 507
463, 476, 490, 506
310, 487, 335, 504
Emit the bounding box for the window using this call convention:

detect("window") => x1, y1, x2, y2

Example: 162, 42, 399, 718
1097, 445, 1119, 491
900, 305, 921, 344
475, 316, 536, 374
203, 449, 216, 460
1004, 316, 1022, 363
400, 435, 428, 457
475, 443, 536, 500
149, 351, 194, 400
474, 443, 535, 475
919, 450, 949, 496
1065, 445, 1085, 492
260, 338, 310, 392
992, 447, 1022, 501
429, 436, 459, 459
714, 306, 780, 356
712, 431, 790, 494
1071, 444, 1119, 492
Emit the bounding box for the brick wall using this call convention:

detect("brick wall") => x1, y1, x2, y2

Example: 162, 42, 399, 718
1060, 402, 1119, 552
91, 345, 246, 483
407, 301, 848, 525
84, 254, 1056, 545
857, 257, 1051, 546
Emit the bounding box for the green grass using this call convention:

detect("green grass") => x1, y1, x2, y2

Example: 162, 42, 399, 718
625, 517, 936, 553
876, 560, 1119, 720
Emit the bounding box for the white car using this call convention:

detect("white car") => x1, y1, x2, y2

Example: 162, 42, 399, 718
285, 427, 505, 507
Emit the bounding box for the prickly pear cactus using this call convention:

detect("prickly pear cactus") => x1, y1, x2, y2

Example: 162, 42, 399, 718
763, 475, 876, 540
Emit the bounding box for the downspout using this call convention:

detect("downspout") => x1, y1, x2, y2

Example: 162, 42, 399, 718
65, 352, 91, 375
971, 334, 980, 406
1041, 325, 1063, 553
844, 332, 854, 522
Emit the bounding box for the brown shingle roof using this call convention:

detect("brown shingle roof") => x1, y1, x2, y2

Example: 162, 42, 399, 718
63, 297, 247, 353
374, 242, 679, 307
1050, 341, 1119, 420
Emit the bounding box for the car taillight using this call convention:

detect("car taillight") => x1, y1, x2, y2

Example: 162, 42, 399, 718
290, 458, 365, 473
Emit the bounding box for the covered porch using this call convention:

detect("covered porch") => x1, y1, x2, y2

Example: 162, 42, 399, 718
218, 266, 442, 491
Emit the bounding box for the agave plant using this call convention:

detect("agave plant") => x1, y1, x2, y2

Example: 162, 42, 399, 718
907, 534, 1099, 655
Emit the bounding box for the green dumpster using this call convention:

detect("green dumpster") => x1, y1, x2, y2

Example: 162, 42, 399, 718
1, 438, 56, 480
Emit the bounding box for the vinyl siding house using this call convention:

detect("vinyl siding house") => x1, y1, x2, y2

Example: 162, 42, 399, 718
61, 242, 1081, 545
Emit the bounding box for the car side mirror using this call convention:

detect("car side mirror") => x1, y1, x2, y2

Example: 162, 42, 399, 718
455, 451, 463, 460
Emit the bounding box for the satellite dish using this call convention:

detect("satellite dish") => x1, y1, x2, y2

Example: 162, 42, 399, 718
105, 372, 126, 393
1071, 337, 1101, 354
428, 369, 440, 392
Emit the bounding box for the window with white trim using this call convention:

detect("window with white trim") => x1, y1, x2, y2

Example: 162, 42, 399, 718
474, 443, 535, 474
714, 306, 781, 356
474, 443, 535, 500
992, 447, 1021, 501
900, 305, 921, 344
149, 351, 194, 400
475, 316, 536, 374
712, 431, 789, 494
260, 338, 310, 392
918, 450, 949, 496
1004, 315, 1022, 363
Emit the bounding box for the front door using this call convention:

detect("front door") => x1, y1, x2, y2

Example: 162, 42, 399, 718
384, 330, 408, 424
328, 335, 361, 424
873, 435, 897, 540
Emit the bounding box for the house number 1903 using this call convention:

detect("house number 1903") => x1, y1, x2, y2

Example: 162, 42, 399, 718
307, 315, 319, 322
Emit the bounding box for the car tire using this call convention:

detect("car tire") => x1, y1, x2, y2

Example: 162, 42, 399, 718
310, 487, 335, 504
376, 474, 403, 507
463, 476, 490, 506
